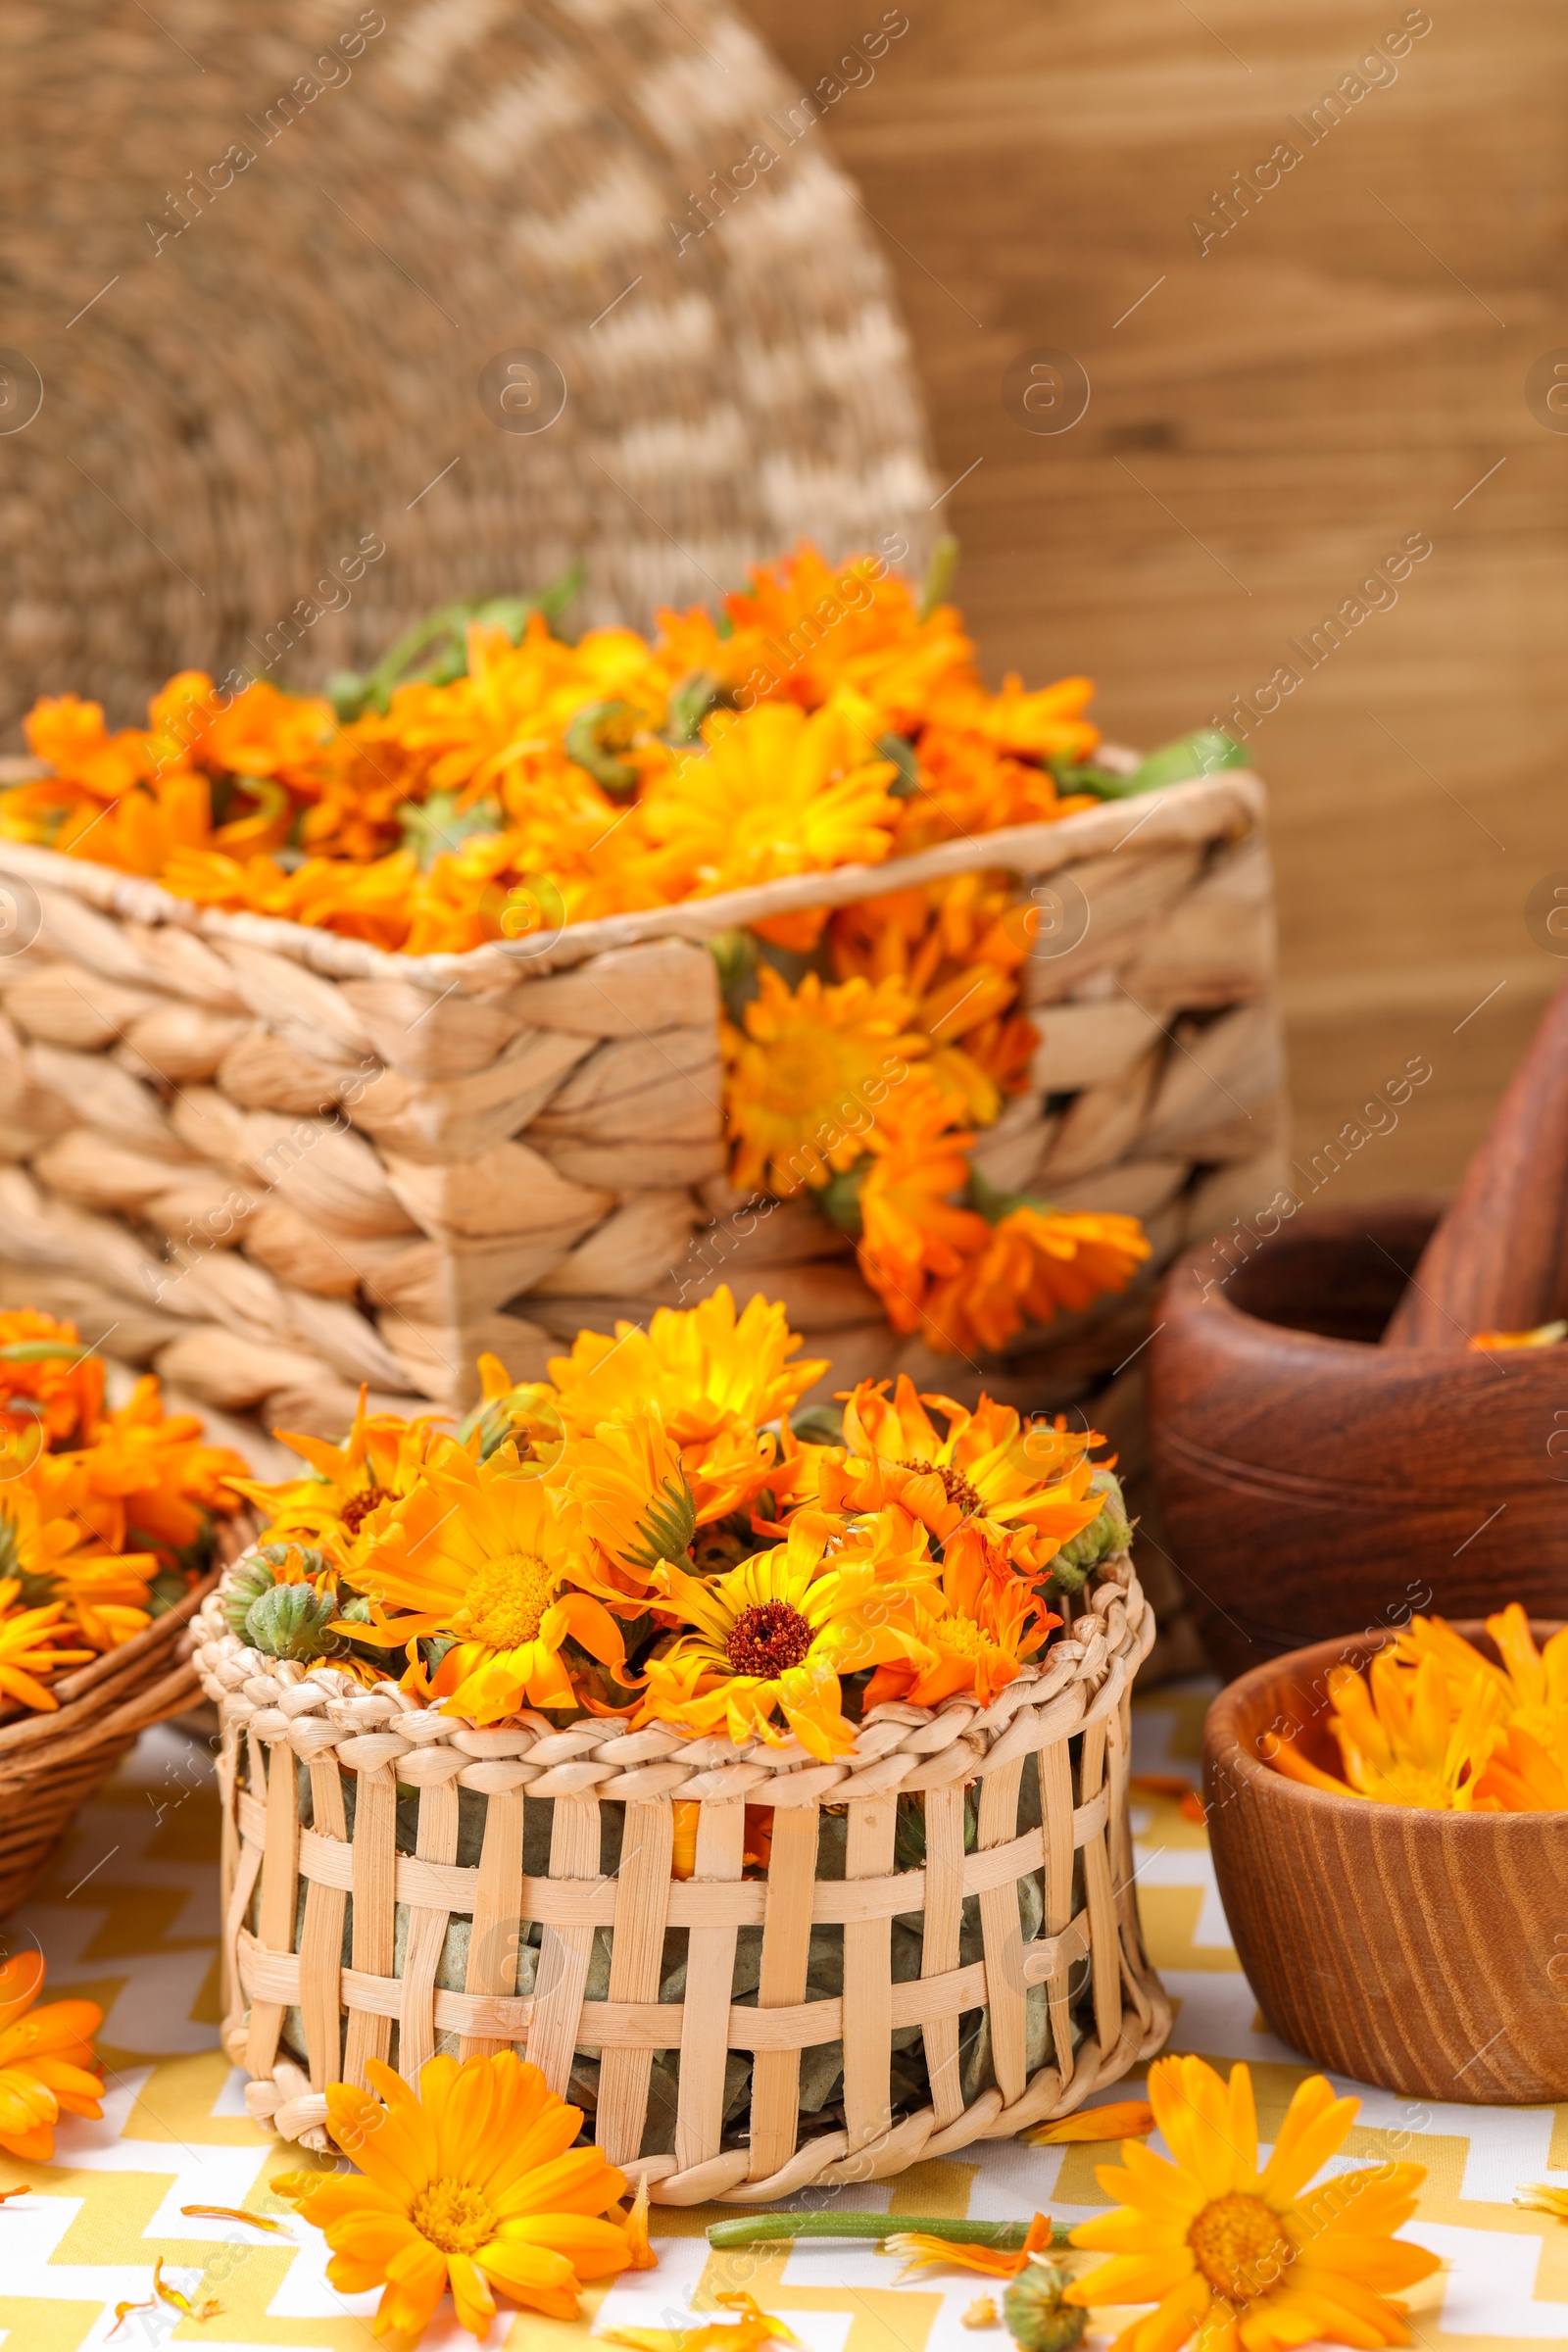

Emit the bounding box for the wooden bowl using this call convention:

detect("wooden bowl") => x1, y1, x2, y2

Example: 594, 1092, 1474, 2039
1148, 1199, 1568, 1682
1203, 1626, 1568, 2103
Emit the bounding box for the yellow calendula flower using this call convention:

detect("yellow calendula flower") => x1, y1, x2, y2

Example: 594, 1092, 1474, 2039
275, 2052, 634, 2342
548, 1289, 826, 1524
721, 965, 930, 1199
630, 1507, 937, 1759
0, 1580, 95, 1711
1267, 1649, 1507, 1809
639, 695, 902, 918
555, 1405, 696, 1600
350, 1441, 626, 1722
1066, 2053, 1439, 2352
232, 1384, 445, 1564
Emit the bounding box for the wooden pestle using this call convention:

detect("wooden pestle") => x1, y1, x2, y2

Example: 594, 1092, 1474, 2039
1383, 972, 1568, 1347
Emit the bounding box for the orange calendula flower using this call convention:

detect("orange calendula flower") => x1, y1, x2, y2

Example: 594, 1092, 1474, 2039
640, 696, 902, 930
0, 1580, 97, 1711
1265, 1649, 1507, 1809
275, 2051, 634, 2342
1469, 1320, 1568, 1349
0, 1951, 104, 2160
1065, 2054, 1438, 2352
861, 1523, 1057, 1710
232, 1382, 444, 1564
351, 1442, 626, 1722
825, 1377, 1103, 1567
722, 965, 930, 1198
0, 1311, 102, 1446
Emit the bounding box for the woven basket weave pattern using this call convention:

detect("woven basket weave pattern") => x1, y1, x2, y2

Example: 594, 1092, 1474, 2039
1, 0, 936, 737
197, 1551, 1168, 2201
0, 767, 1283, 1445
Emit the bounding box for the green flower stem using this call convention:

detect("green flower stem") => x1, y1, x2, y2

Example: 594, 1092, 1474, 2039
707, 2214, 1073, 2249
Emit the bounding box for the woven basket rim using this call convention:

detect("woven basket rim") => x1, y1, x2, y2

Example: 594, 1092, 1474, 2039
0, 768, 1263, 989
195, 1548, 1148, 1798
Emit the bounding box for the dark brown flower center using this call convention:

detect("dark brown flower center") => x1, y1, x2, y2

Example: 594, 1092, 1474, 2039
725, 1600, 814, 1679
905, 1457, 983, 1516
339, 1485, 389, 1534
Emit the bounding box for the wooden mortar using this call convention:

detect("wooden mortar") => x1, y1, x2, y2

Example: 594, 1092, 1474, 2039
1148, 1200, 1568, 1680
1204, 1625, 1568, 2104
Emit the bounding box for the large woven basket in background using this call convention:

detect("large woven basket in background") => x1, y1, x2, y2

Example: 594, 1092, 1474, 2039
196, 1547, 1166, 2200
0, 0, 936, 738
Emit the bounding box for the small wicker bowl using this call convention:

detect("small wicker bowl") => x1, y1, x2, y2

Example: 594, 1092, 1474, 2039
1203, 1624, 1568, 2104
0, 1525, 252, 1916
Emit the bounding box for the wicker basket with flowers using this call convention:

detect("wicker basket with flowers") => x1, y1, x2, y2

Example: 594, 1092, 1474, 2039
194, 1291, 1169, 2200
0, 1309, 249, 1911
0, 547, 1282, 1488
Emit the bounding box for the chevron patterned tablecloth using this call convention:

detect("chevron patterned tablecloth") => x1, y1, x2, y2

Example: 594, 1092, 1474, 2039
3, 1686, 1565, 2351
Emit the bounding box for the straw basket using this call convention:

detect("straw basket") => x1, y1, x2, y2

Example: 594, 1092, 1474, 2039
0, 766, 1283, 1462
0, 1513, 252, 1916
194, 1546, 1167, 2199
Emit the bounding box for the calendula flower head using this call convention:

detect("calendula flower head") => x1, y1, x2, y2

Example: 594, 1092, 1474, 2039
639, 695, 902, 927
0, 1952, 104, 2160
1267, 1648, 1508, 1809
862, 1521, 1057, 1710
549, 1287, 816, 1440
459, 1357, 565, 1471
232, 1384, 445, 1566
55, 1373, 247, 1557
1065, 2053, 1438, 2352
721, 965, 930, 1198
629, 1505, 938, 1758
0, 1579, 96, 1712
720, 544, 976, 731
0, 1311, 102, 1446
827, 1376, 1103, 1567
274, 2051, 634, 2342
349, 1440, 626, 1723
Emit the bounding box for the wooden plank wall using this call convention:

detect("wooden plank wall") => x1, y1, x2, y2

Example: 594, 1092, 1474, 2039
743, 0, 1568, 1197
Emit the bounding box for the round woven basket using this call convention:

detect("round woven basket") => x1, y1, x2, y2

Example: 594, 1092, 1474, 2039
0, 0, 936, 740
0, 1512, 253, 1917
196, 1550, 1169, 2200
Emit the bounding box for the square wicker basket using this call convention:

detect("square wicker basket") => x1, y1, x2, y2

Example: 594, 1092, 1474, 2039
0, 766, 1283, 1463
194, 1543, 1167, 2202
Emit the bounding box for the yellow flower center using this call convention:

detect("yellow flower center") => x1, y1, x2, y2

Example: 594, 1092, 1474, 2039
765, 1042, 842, 1116
725, 1599, 814, 1678
1187, 2192, 1296, 2305
410, 2176, 496, 2255
932, 1614, 993, 1659
460, 1552, 555, 1649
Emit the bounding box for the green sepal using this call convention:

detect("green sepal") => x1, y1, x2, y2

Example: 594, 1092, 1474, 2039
875, 731, 922, 799
398, 790, 504, 871
818, 1162, 866, 1238
1051, 727, 1248, 802
1003, 2264, 1088, 2352
244, 1583, 345, 1661
323, 569, 584, 719
918, 532, 959, 622
664, 669, 731, 743
623, 1467, 698, 1577
564, 700, 644, 798
789, 1402, 845, 1448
